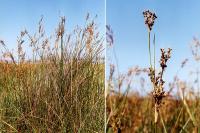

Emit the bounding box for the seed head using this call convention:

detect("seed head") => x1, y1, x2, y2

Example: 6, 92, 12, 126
57, 16, 65, 38
143, 10, 157, 31
160, 48, 172, 69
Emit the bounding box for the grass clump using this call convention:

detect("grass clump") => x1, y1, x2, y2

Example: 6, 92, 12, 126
0, 15, 104, 132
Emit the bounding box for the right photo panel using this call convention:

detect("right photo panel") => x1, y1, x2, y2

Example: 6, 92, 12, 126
106, 0, 200, 132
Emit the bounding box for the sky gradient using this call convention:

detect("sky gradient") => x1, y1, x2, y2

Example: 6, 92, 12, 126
0, 0, 105, 51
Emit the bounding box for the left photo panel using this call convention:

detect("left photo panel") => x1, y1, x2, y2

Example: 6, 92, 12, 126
0, 0, 105, 132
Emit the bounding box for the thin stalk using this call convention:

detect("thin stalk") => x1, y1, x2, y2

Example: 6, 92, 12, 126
148, 31, 152, 68
59, 34, 64, 105
113, 46, 120, 93
155, 106, 158, 124
154, 121, 157, 133
160, 112, 167, 133
180, 117, 190, 133
197, 67, 199, 98
149, 31, 158, 125
153, 33, 156, 76
1, 120, 18, 132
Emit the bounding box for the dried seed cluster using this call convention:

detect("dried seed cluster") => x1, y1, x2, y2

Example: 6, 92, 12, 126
160, 48, 172, 69
148, 48, 172, 117
143, 10, 157, 31
57, 17, 65, 38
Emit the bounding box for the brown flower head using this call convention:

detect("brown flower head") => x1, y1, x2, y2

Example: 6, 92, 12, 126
143, 10, 157, 31
160, 48, 172, 69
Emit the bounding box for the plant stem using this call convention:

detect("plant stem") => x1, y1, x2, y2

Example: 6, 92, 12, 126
155, 105, 158, 123
153, 33, 156, 76
154, 120, 157, 133
160, 112, 167, 133
148, 31, 152, 69
60, 34, 64, 105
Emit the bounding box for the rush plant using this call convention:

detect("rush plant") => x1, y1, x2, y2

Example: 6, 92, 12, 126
143, 10, 172, 126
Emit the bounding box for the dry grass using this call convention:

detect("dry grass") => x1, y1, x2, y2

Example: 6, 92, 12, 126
106, 62, 200, 132
107, 92, 200, 132
0, 15, 104, 132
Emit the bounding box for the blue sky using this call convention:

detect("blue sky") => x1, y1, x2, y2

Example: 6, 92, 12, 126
107, 0, 200, 89
0, 0, 105, 51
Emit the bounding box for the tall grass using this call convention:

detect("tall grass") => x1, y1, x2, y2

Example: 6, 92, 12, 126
0, 15, 104, 132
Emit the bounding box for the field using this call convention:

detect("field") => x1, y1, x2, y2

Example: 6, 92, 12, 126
106, 73, 200, 132
0, 16, 105, 132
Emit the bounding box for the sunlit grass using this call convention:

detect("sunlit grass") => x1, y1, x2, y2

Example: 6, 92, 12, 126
0, 15, 105, 132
